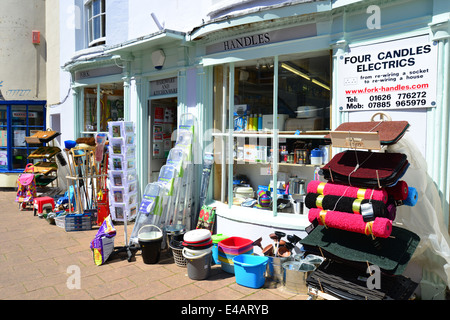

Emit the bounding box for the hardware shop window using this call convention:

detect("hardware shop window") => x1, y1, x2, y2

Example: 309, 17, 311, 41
211, 52, 331, 217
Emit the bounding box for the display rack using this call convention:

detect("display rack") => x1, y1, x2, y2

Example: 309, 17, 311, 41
129, 113, 196, 248
107, 121, 138, 222
302, 114, 419, 300
64, 146, 107, 216
25, 129, 61, 187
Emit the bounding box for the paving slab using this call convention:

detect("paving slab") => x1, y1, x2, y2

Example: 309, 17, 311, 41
0, 190, 309, 302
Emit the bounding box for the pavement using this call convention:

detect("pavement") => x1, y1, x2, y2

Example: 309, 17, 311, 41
0, 190, 310, 301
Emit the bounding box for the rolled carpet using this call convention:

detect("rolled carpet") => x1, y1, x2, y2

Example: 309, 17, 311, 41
386, 180, 409, 201
307, 180, 388, 203
403, 187, 418, 206
386, 203, 397, 221
308, 208, 393, 238
305, 192, 388, 218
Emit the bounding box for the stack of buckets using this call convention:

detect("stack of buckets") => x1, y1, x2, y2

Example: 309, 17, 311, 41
211, 234, 229, 265
217, 236, 269, 289
182, 229, 213, 280
217, 237, 254, 274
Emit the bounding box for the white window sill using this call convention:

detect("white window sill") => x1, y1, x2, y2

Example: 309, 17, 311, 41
208, 200, 311, 231
71, 45, 106, 61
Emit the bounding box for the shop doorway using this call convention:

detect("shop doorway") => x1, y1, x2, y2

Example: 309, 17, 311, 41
148, 97, 177, 183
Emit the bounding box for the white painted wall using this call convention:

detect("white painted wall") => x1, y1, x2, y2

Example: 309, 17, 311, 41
0, 0, 46, 100
45, 0, 78, 145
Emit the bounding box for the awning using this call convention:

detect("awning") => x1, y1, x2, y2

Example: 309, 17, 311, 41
104, 29, 186, 57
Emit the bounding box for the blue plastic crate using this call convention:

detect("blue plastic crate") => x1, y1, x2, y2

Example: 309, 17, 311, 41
65, 213, 92, 232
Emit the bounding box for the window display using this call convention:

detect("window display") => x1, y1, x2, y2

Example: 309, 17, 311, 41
212, 52, 331, 217
83, 84, 124, 133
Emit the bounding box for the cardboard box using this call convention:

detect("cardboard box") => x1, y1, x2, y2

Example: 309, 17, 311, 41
262, 114, 288, 131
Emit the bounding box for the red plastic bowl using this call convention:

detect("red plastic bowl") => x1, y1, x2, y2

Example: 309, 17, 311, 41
218, 237, 253, 255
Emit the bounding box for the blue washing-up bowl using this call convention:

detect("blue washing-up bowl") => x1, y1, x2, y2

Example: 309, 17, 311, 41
232, 254, 269, 289
64, 140, 77, 149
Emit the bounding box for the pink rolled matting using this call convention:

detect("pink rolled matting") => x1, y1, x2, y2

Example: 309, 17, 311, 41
308, 208, 393, 238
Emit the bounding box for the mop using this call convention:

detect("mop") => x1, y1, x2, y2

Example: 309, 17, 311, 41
66, 149, 83, 214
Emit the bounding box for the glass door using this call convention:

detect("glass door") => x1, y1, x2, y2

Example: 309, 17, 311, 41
148, 97, 177, 183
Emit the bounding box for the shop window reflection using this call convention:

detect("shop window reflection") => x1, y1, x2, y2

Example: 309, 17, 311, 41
278, 55, 331, 131
0, 102, 46, 172
83, 84, 124, 133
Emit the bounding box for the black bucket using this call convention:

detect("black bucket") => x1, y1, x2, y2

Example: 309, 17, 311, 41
138, 225, 163, 264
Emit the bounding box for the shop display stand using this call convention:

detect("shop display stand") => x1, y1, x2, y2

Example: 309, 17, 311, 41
129, 114, 196, 249
25, 129, 62, 188
304, 115, 418, 300
64, 146, 107, 215
107, 121, 138, 223
107, 121, 139, 262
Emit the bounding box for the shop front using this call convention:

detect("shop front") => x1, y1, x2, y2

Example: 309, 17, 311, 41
190, 0, 450, 296
62, 30, 192, 202
191, 6, 342, 240
69, 63, 126, 139
104, 30, 190, 194
54, 0, 450, 298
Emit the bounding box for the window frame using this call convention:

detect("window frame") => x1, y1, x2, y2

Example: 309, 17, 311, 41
210, 52, 331, 221
86, 0, 106, 47
80, 83, 125, 136
0, 101, 47, 173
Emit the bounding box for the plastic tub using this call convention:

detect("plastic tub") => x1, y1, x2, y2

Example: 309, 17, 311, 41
218, 237, 253, 255
64, 140, 77, 149
233, 254, 269, 289
138, 225, 163, 264
218, 237, 254, 274
211, 234, 229, 265
182, 247, 212, 280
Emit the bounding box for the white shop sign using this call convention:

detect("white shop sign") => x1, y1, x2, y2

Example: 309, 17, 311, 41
338, 35, 438, 112
150, 77, 177, 96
